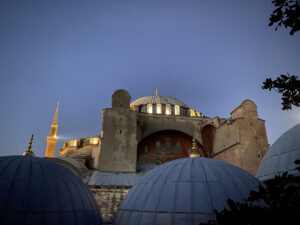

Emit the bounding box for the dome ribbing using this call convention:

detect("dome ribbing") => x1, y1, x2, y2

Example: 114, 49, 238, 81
114, 157, 262, 225
0, 156, 103, 225
256, 123, 300, 181
130, 96, 189, 108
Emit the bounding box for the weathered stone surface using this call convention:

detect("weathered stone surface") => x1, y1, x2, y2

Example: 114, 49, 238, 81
213, 100, 269, 175
58, 91, 269, 176
90, 186, 130, 221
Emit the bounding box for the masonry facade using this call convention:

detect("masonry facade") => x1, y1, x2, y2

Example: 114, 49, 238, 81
58, 89, 269, 175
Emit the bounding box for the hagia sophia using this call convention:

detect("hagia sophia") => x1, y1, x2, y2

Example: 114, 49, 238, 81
1, 89, 299, 225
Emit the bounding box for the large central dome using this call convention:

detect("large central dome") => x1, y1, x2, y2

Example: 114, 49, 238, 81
131, 96, 189, 108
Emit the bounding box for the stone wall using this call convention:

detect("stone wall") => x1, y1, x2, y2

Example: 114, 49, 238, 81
213, 100, 269, 175
98, 108, 138, 172
97, 89, 138, 172
89, 186, 130, 222
137, 113, 204, 143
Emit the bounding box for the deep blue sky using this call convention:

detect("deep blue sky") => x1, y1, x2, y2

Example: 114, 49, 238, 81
0, 0, 299, 157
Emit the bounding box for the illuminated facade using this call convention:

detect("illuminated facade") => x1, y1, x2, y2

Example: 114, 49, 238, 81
58, 89, 269, 176
53, 89, 269, 221
45, 102, 59, 158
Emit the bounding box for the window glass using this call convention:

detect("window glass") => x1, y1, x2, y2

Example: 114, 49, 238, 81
175, 105, 180, 115
166, 104, 171, 115
156, 104, 162, 114
147, 104, 153, 114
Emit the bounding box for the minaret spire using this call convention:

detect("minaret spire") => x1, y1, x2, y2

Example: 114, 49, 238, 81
156, 87, 158, 96
52, 101, 59, 126
45, 102, 59, 158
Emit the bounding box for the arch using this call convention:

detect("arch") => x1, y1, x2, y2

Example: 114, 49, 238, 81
138, 117, 202, 144
165, 104, 171, 115
156, 104, 162, 114
137, 130, 204, 171
175, 105, 180, 115
147, 104, 153, 114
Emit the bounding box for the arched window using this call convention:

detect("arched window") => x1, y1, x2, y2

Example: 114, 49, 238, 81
175, 105, 180, 115
147, 104, 153, 114
166, 104, 171, 115
156, 104, 162, 114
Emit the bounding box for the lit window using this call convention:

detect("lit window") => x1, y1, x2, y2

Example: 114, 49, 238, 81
166, 104, 171, 115
175, 105, 180, 115
156, 104, 162, 114
190, 109, 196, 116
90, 138, 99, 145
69, 140, 77, 147
147, 104, 153, 114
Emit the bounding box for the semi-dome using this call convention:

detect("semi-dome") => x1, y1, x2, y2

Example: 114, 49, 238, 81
256, 123, 300, 181
0, 156, 103, 225
114, 157, 262, 225
130, 96, 189, 108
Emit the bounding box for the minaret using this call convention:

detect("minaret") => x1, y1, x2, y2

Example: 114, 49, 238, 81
45, 102, 59, 158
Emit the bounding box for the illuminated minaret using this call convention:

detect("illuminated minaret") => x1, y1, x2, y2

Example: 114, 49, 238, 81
45, 102, 59, 158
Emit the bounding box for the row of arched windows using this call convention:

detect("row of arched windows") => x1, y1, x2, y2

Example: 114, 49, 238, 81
146, 104, 181, 115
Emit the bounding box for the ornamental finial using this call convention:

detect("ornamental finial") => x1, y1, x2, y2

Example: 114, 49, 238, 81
189, 137, 200, 158
156, 87, 158, 96
23, 134, 35, 156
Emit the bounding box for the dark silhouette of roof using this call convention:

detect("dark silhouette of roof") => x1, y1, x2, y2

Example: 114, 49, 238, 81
0, 156, 103, 225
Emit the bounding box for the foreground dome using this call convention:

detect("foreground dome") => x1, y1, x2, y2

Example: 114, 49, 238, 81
114, 157, 262, 225
130, 96, 189, 108
257, 123, 300, 181
0, 156, 103, 225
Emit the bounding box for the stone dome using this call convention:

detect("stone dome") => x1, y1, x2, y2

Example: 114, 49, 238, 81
130, 96, 189, 108
256, 123, 300, 181
114, 157, 262, 225
0, 156, 103, 225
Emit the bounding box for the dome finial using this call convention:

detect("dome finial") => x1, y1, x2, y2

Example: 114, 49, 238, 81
23, 134, 35, 156
155, 87, 158, 96
189, 137, 200, 157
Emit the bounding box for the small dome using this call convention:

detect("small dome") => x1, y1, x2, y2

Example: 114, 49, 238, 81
256, 123, 300, 181
130, 96, 189, 108
114, 157, 262, 225
0, 156, 103, 225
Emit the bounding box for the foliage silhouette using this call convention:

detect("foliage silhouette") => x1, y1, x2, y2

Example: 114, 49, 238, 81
269, 0, 300, 35
262, 1, 299, 108
262, 74, 300, 110
199, 160, 300, 225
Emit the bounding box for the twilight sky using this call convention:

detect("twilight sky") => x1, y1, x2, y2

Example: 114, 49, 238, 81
0, 0, 299, 157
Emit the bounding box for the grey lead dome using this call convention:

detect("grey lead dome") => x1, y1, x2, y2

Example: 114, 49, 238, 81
0, 156, 103, 225
130, 96, 189, 108
114, 157, 262, 225
256, 123, 300, 181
